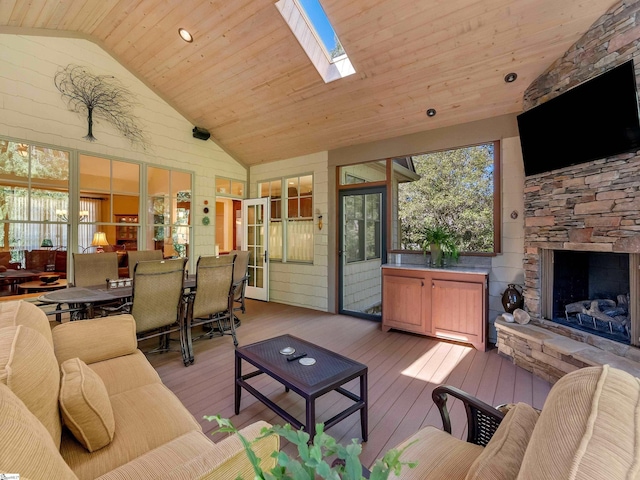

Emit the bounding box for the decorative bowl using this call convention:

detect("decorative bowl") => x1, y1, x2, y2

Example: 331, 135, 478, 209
39, 275, 60, 285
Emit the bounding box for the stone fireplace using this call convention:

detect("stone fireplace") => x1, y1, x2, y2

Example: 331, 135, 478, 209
495, 0, 640, 382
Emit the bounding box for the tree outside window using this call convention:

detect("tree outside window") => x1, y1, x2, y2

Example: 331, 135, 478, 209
397, 143, 496, 253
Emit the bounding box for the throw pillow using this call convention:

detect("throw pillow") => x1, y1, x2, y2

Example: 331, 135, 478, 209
465, 402, 540, 480
59, 357, 115, 452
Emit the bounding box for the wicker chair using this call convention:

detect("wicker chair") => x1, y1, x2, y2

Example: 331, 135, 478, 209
229, 250, 250, 317
127, 249, 163, 278
130, 258, 189, 365
185, 254, 236, 364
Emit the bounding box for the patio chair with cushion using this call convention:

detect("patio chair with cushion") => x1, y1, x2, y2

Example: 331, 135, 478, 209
72, 252, 119, 287
110, 258, 190, 365
127, 249, 163, 278
185, 254, 236, 363
229, 249, 250, 317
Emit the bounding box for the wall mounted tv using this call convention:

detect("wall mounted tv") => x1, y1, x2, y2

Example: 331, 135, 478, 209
517, 60, 640, 177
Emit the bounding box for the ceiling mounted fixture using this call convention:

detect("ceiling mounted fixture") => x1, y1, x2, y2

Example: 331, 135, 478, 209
426, 108, 437, 117
178, 28, 193, 43
504, 72, 518, 83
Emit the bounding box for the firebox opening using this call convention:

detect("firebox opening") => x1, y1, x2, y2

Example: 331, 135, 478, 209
552, 250, 630, 344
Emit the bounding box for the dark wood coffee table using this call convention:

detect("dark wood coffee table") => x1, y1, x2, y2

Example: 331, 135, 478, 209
235, 334, 368, 442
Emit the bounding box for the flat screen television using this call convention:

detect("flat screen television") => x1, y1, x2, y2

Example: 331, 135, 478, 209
517, 60, 640, 177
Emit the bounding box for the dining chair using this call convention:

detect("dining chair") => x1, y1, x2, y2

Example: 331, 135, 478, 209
129, 258, 189, 365
72, 252, 119, 287
127, 249, 163, 278
71, 252, 121, 317
229, 249, 250, 317
185, 254, 236, 364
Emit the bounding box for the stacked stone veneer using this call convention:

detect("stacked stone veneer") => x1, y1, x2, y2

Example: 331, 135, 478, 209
497, 0, 640, 376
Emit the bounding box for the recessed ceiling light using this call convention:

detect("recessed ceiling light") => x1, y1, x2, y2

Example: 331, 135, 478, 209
178, 28, 193, 43
426, 108, 437, 117
504, 72, 518, 83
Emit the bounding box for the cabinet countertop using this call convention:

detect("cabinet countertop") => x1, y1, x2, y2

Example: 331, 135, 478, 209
381, 263, 490, 276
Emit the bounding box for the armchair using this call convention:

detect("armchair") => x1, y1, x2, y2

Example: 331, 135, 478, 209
383, 365, 640, 480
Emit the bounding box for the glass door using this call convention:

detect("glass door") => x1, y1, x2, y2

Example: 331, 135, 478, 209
339, 187, 386, 319
242, 198, 269, 301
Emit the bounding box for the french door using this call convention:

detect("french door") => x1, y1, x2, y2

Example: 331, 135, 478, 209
339, 187, 386, 319
241, 198, 269, 301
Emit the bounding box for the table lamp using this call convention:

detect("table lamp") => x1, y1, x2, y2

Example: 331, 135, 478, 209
91, 232, 109, 253
40, 238, 53, 248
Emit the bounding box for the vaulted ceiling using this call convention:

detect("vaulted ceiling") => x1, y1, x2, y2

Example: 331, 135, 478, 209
0, 0, 616, 165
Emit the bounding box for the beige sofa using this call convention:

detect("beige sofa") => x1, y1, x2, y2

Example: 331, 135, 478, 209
386, 364, 640, 479
0, 300, 278, 479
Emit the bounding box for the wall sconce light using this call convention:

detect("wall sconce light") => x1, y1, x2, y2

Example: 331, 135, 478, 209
317, 214, 323, 231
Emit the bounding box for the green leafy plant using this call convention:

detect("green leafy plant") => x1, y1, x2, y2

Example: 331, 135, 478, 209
420, 226, 459, 266
207, 415, 417, 480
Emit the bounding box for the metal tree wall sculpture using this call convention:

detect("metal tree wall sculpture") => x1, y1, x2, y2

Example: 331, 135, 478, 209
54, 64, 147, 147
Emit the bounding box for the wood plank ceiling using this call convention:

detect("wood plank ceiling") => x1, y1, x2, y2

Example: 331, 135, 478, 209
0, 0, 617, 165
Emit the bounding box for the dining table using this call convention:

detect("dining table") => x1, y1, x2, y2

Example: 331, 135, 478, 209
38, 275, 197, 320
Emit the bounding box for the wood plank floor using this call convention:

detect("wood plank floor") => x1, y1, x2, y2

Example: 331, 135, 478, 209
146, 300, 552, 468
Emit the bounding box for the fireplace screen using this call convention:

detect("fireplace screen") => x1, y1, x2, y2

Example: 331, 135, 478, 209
552, 250, 630, 344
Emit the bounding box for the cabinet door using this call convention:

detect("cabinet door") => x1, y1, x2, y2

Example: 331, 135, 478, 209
431, 279, 485, 350
382, 275, 426, 334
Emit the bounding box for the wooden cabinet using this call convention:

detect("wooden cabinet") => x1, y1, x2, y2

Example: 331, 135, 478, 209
115, 214, 138, 250
382, 266, 488, 350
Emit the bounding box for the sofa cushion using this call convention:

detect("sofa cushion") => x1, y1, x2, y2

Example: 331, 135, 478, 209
465, 402, 539, 480
0, 382, 77, 480
387, 426, 484, 480
517, 365, 640, 480
87, 349, 162, 396
60, 358, 115, 452
0, 300, 53, 347
61, 382, 202, 480
0, 324, 62, 448
53, 315, 137, 365
95, 422, 279, 480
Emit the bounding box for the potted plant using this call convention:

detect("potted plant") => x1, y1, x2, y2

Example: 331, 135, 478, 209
208, 416, 416, 480
420, 226, 459, 267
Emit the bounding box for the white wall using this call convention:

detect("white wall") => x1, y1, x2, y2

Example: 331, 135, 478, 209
250, 152, 329, 311
489, 137, 525, 342
0, 34, 246, 261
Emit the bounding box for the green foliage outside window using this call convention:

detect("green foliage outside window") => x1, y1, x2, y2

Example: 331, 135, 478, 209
399, 144, 495, 253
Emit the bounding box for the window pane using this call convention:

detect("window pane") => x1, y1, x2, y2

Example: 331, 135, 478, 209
396, 143, 495, 253
216, 178, 231, 194
286, 219, 313, 262
112, 161, 139, 193
80, 155, 110, 191
339, 161, 386, 185
148, 167, 170, 195
171, 171, 191, 198
231, 181, 244, 197
30, 146, 69, 186
345, 195, 365, 263
269, 220, 282, 260
0, 141, 29, 182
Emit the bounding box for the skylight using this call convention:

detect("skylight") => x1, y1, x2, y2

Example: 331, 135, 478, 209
276, 0, 355, 83
297, 0, 345, 61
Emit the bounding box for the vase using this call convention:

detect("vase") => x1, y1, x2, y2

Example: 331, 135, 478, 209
501, 283, 524, 313
430, 243, 443, 267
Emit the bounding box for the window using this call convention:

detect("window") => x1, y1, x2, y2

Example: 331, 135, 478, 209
215, 177, 245, 197
275, 0, 355, 83
345, 193, 381, 263
79, 155, 140, 251
259, 174, 313, 263
0, 140, 70, 264
147, 167, 192, 260
394, 142, 499, 253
